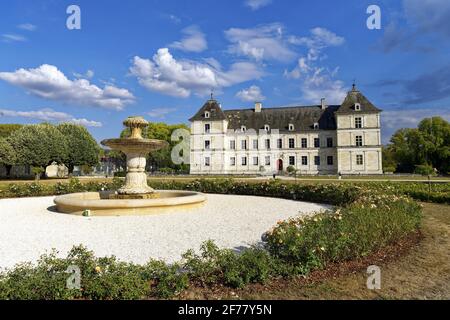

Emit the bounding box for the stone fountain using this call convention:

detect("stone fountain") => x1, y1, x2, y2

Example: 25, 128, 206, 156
54, 117, 206, 216
102, 116, 167, 198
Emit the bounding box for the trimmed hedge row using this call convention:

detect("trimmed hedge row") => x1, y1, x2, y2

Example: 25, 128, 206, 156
1, 178, 448, 204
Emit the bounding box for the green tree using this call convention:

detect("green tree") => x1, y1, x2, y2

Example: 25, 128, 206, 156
0, 124, 23, 138
9, 124, 69, 180
417, 117, 450, 174
386, 117, 450, 174
57, 123, 101, 174
0, 138, 16, 177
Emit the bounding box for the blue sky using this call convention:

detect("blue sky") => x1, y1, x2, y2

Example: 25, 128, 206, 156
0, 0, 449, 144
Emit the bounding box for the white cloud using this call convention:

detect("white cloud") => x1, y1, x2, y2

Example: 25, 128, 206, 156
289, 27, 345, 60
225, 23, 296, 62
2, 34, 27, 42
236, 85, 265, 102
129, 48, 263, 98
300, 68, 347, 105
0, 108, 102, 127
146, 108, 177, 119
74, 69, 94, 79
170, 25, 207, 53
0, 64, 134, 110
284, 27, 346, 104
17, 23, 37, 31
245, 0, 272, 10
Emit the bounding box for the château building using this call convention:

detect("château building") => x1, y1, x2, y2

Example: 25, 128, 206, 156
189, 85, 382, 175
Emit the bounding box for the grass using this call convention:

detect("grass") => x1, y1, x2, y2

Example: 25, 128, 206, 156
181, 202, 450, 300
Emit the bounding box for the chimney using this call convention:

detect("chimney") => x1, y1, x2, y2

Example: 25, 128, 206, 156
321, 98, 327, 110
255, 102, 262, 113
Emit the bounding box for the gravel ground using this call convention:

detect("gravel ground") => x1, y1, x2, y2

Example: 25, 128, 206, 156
0, 194, 329, 270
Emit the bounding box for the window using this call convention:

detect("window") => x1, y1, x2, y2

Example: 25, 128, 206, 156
264, 125, 270, 132
277, 139, 283, 149
205, 157, 210, 167
355, 117, 362, 129
301, 156, 308, 166
289, 124, 294, 131
289, 156, 295, 166
301, 138, 308, 148
289, 138, 295, 149
241, 126, 246, 132
204, 111, 210, 118
313, 122, 319, 130
242, 157, 247, 166
230, 157, 236, 166
314, 156, 320, 166
241, 140, 247, 150
205, 123, 210, 133
253, 157, 259, 166
265, 156, 271, 166
356, 135, 363, 147
356, 155, 364, 165
354, 103, 361, 111
327, 156, 333, 166
327, 137, 333, 148
265, 139, 271, 149
253, 139, 258, 150
230, 140, 236, 150
314, 138, 320, 148
204, 140, 210, 150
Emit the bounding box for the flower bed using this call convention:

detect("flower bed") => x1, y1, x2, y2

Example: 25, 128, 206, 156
0, 179, 425, 299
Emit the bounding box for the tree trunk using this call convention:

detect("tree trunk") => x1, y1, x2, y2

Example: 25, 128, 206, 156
6, 165, 12, 178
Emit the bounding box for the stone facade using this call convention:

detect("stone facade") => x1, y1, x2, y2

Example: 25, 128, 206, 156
189, 86, 383, 175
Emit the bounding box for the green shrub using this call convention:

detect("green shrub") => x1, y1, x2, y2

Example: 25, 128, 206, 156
414, 164, 436, 176
264, 194, 422, 271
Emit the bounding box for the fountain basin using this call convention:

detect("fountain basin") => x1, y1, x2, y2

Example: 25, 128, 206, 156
54, 190, 206, 216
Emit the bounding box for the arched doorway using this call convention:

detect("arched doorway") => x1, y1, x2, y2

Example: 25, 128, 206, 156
277, 159, 283, 171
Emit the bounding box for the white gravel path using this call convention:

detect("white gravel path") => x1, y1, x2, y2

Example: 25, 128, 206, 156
0, 194, 329, 270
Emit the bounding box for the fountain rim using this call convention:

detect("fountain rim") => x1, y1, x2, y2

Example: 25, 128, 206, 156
54, 190, 207, 215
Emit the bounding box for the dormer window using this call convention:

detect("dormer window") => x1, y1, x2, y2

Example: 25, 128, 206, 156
264, 125, 270, 132
313, 122, 319, 130
354, 103, 361, 111
241, 126, 247, 132
205, 111, 210, 118
288, 124, 294, 131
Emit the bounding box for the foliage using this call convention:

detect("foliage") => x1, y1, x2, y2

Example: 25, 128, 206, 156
0, 124, 23, 138
57, 123, 101, 174
286, 165, 297, 175
414, 164, 436, 176
386, 117, 450, 174
264, 195, 422, 270
0, 138, 16, 174
0, 179, 426, 299
8, 124, 69, 178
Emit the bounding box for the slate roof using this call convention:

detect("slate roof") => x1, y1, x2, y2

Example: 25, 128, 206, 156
189, 99, 226, 122
224, 105, 340, 132
189, 87, 381, 132
335, 87, 382, 114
